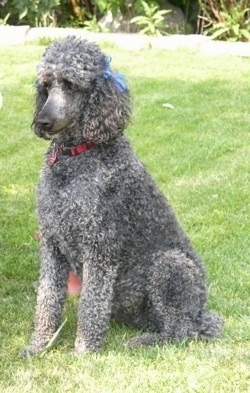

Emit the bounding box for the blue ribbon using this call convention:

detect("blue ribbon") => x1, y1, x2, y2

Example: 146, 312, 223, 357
103, 57, 127, 93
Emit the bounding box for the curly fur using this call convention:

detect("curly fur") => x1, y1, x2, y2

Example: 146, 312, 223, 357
21, 36, 223, 356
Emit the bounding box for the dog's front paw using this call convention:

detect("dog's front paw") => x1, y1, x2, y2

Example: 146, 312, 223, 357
19, 339, 51, 358
19, 345, 42, 358
70, 344, 96, 357
71, 337, 102, 356
69, 348, 87, 357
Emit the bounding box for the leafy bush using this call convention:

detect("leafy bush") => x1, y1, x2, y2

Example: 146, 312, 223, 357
198, 0, 250, 42
95, 0, 127, 18
83, 14, 109, 32
0, 0, 60, 27
0, 0, 170, 31
0, 11, 10, 25
130, 1, 171, 36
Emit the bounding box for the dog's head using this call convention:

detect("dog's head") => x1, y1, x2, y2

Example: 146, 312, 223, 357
33, 36, 131, 143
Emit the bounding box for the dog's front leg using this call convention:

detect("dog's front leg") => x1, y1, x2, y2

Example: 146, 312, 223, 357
20, 239, 69, 357
73, 261, 117, 354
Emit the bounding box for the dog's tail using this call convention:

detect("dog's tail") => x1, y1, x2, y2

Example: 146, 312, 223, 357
199, 312, 224, 340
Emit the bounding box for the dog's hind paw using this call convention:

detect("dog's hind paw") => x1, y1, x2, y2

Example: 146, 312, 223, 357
126, 332, 165, 348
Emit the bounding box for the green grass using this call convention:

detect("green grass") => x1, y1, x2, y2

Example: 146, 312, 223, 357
0, 43, 249, 392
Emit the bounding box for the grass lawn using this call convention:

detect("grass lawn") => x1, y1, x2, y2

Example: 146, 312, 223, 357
0, 42, 249, 392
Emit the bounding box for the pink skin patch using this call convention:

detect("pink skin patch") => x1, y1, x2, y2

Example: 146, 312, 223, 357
67, 272, 82, 295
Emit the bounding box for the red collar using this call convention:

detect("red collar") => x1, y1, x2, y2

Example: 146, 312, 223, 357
49, 141, 95, 166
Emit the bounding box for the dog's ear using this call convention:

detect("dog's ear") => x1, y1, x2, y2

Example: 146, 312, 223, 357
82, 76, 131, 143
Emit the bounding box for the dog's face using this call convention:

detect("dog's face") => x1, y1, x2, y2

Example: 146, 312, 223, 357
33, 37, 131, 143
35, 72, 85, 140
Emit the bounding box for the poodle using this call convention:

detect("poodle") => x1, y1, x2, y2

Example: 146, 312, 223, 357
20, 36, 223, 356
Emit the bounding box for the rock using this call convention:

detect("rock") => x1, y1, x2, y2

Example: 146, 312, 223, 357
162, 1, 185, 33
99, 10, 130, 33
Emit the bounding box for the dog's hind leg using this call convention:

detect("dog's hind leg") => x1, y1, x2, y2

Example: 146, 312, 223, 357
20, 239, 70, 357
127, 249, 208, 348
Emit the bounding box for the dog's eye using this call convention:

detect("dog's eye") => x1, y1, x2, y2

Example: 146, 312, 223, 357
64, 80, 78, 92
43, 81, 50, 90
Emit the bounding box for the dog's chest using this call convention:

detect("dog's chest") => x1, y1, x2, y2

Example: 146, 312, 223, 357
37, 161, 102, 255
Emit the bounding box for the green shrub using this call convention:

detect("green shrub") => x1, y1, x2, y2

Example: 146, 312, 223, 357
0, 0, 171, 30
0, 0, 60, 27
199, 0, 250, 42
130, 1, 171, 36
0, 12, 10, 25
83, 14, 109, 32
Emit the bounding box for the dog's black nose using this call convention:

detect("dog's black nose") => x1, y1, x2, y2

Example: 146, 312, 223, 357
36, 115, 54, 129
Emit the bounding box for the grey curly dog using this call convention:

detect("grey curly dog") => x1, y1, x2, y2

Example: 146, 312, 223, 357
21, 36, 223, 356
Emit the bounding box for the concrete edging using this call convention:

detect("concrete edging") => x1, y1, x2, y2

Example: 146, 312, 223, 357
0, 26, 250, 57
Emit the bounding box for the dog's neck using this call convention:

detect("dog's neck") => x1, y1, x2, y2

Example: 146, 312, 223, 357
49, 140, 95, 166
